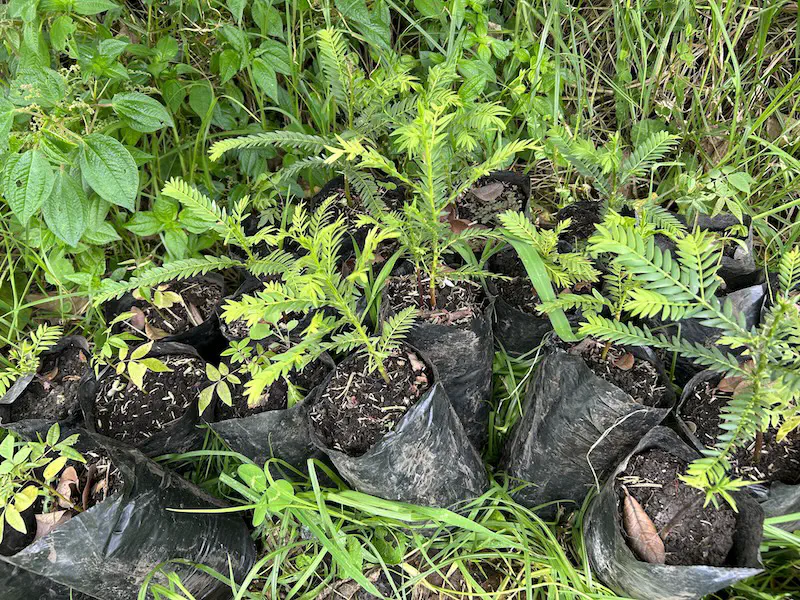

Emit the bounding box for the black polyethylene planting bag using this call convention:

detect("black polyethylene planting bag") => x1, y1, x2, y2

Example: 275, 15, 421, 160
308, 363, 488, 508
675, 370, 800, 531
402, 305, 494, 452
500, 347, 674, 516
102, 274, 228, 363
584, 427, 763, 600
78, 342, 211, 458
0, 431, 256, 600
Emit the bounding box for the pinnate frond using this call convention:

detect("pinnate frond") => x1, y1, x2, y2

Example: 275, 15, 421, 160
209, 131, 332, 161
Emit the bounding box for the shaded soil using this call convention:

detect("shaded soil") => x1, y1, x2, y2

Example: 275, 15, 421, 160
680, 381, 800, 485
384, 274, 486, 329
309, 349, 431, 456
568, 339, 668, 407
7, 343, 88, 423
94, 354, 209, 445
119, 278, 223, 339
554, 200, 602, 247
458, 178, 528, 227
619, 449, 736, 566
216, 354, 330, 420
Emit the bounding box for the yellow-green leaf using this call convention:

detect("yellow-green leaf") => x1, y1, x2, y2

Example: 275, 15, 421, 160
43, 456, 68, 481
5, 505, 26, 534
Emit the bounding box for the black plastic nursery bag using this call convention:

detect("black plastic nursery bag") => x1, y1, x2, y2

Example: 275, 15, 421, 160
0, 431, 256, 600
584, 427, 764, 600
501, 347, 674, 516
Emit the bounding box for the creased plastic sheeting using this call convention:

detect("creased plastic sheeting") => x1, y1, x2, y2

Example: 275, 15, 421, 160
0, 431, 256, 600
211, 398, 326, 477
309, 376, 488, 508
403, 306, 494, 452
500, 348, 674, 517
78, 342, 211, 458
584, 427, 764, 600
674, 369, 800, 532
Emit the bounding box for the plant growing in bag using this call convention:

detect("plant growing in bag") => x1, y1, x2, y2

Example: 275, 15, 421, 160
0, 325, 63, 398
0, 425, 85, 553
580, 214, 800, 501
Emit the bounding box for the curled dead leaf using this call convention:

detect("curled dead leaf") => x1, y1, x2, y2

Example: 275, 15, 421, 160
622, 487, 665, 564
145, 321, 169, 341
35, 511, 72, 541
614, 353, 635, 371
55, 466, 79, 509
407, 353, 426, 373
128, 306, 146, 330
718, 376, 749, 394
470, 182, 504, 203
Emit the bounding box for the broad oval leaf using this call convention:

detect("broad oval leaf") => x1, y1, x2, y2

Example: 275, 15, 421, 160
238, 463, 267, 493
43, 455, 68, 481
4, 505, 27, 534
42, 170, 88, 246
111, 92, 174, 133
2, 149, 55, 225
79, 134, 138, 210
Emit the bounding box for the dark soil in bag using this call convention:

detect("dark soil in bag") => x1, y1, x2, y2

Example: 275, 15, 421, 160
455, 170, 531, 228
308, 348, 488, 507
0, 430, 256, 600
381, 273, 493, 451
78, 342, 213, 457
553, 199, 603, 252
584, 427, 763, 600
103, 275, 227, 362
210, 352, 334, 475
0, 336, 89, 429
500, 339, 674, 517
675, 370, 800, 530
488, 248, 591, 356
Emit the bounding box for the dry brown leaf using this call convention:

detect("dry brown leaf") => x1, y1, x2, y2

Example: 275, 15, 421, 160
470, 182, 504, 203
717, 376, 745, 393
614, 352, 635, 371
56, 467, 79, 509
145, 321, 169, 340
42, 367, 59, 382
408, 353, 426, 373
128, 306, 146, 330
622, 487, 665, 564
186, 302, 204, 327
34, 511, 72, 541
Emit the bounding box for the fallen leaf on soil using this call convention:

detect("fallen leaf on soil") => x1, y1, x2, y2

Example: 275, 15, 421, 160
56, 467, 79, 509
718, 376, 749, 393
78, 351, 87, 362
128, 306, 146, 330
614, 353, 635, 371
145, 321, 169, 340
569, 338, 600, 355
470, 182, 504, 203
408, 353, 426, 372
42, 367, 59, 382
186, 302, 204, 327
448, 215, 474, 234
573, 281, 593, 292
622, 487, 665, 564
34, 511, 71, 541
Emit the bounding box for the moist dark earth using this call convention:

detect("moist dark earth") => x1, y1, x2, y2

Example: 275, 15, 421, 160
458, 178, 528, 227
569, 340, 668, 407
619, 449, 736, 566
309, 350, 431, 457
94, 354, 209, 444
384, 274, 486, 329
554, 200, 603, 246
7, 343, 87, 423
216, 355, 330, 420
120, 278, 223, 338
680, 381, 800, 485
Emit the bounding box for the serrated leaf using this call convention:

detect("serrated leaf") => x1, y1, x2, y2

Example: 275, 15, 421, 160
252, 58, 278, 100
2, 150, 55, 225
42, 170, 88, 246
79, 134, 138, 210
112, 92, 174, 133
218, 49, 241, 83
74, 0, 118, 15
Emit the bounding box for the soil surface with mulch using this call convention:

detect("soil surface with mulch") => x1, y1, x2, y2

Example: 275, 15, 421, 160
216, 355, 330, 420
7, 344, 88, 423
93, 354, 209, 444
619, 449, 736, 566
680, 381, 800, 485
553, 200, 602, 246
457, 178, 528, 227
120, 278, 223, 340
384, 274, 486, 329
567, 339, 668, 407
309, 349, 431, 457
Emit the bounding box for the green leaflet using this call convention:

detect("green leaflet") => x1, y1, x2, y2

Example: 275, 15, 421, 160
2, 149, 55, 225
42, 170, 88, 247
111, 92, 174, 133
79, 133, 138, 211
506, 238, 579, 343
